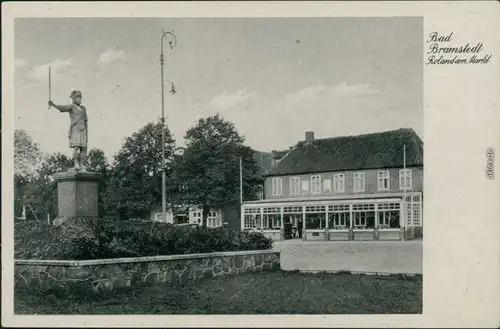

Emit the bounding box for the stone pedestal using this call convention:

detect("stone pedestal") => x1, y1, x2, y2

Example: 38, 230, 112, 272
53, 170, 101, 226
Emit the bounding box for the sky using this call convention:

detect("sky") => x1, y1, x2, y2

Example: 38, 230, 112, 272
14, 17, 423, 161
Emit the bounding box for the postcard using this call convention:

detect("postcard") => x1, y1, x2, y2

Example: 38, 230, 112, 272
2, 1, 499, 328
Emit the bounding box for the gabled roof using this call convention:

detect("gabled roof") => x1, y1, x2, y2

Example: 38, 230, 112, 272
264, 128, 423, 177
253, 150, 273, 177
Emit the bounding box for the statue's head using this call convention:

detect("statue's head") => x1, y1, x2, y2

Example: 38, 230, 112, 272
70, 90, 82, 105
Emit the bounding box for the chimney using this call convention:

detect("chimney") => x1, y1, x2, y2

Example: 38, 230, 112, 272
305, 131, 315, 142
271, 150, 278, 168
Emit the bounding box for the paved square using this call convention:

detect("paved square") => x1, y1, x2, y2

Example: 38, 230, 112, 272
273, 240, 422, 274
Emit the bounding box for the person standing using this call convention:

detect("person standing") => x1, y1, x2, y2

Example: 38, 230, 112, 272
297, 217, 303, 239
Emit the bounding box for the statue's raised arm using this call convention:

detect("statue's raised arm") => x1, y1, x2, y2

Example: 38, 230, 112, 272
48, 101, 73, 113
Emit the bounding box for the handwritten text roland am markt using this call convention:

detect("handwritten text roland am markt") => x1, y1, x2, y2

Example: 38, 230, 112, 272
426, 32, 492, 65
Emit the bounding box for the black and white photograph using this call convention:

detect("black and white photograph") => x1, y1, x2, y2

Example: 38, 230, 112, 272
2, 2, 499, 328
12, 16, 424, 315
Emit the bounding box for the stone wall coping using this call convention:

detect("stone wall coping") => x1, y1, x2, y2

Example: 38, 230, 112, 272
14, 249, 278, 267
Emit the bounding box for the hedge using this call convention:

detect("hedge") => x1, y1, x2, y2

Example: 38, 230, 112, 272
14, 218, 273, 260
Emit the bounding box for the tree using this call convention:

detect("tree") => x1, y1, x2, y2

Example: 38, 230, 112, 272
14, 129, 43, 181
87, 148, 109, 173
87, 148, 112, 216
109, 121, 176, 220
14, 129, 43, 218
172, 114, 261, 226
24, 153, 72, 220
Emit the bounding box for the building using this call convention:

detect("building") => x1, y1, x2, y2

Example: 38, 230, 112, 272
149, 149, 273, 228
241, 128, 424, 241
149, 203, 224, 227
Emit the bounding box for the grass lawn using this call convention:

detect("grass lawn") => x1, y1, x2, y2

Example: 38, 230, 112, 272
15, 271, 422, 314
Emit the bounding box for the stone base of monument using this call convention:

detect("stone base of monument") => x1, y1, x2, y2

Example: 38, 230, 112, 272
53, 170, 101, 226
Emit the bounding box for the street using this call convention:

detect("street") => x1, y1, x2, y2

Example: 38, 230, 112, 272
273, 240, 423, 274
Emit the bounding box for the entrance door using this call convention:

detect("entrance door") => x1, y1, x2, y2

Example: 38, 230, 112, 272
283, 214, 300, 239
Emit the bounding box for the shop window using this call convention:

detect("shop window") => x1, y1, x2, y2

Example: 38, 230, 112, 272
328, 212, 349, 229
353, 211, 375, 229
263, 214, 281, 229
305, 213, 326, 230
377, 211, 400, 228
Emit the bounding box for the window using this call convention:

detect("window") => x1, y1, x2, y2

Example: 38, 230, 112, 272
378, 211, 400, 228
399, 169, 412, 190
305, 205, 326, 213
328, 204, 350, 230
353, 172, 365, 192
262, 208, 281, 229
403, 195, 422, 227
191, 210, 221, 227
304, 204, 326, 230
244, 214, 262, 229
412, 195, 422, 226
305, 213, 327, 230
353, 212, 375, 229
328, 212, 349, 229
283, 206, 303, 213
191, 211, 202, 225
263, 211, 281, 229
352, 203, 375, 229
243, 208, 260, 229
377, 171, 390, 190
405, 196, 412, 226
311, 175, 322, 193
333, 173, 345, 193
290, 177, 300, 195
272, 177, 283, 196
377, 203, 400, 229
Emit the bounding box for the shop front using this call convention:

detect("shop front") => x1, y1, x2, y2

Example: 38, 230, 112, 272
241, 193, 422, 241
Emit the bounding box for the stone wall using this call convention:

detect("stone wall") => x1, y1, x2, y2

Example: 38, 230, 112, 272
15, 250, 280, 294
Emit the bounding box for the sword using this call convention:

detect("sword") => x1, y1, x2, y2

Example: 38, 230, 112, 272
48, 66, 51, 110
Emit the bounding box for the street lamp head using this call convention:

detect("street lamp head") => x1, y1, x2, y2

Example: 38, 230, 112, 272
161, 31, 177, 51
169, 82, 177, 94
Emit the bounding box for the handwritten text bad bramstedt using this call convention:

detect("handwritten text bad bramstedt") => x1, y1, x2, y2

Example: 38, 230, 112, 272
426, 32, 492, 65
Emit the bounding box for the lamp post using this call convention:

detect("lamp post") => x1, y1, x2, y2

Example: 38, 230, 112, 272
160, 30, 177, 220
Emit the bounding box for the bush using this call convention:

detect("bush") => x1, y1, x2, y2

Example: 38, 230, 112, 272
14, 218, 273, 260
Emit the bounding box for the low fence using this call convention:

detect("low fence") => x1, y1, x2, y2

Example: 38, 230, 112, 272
258, 227, 423, 241
15, 250, 281, 294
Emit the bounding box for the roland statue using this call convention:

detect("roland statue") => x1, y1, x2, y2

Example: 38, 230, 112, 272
48, 90, 89, 171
